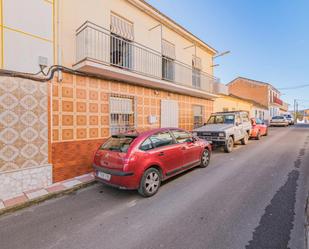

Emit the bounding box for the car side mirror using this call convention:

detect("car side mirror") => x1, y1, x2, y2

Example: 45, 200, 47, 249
192, 136, 198, 143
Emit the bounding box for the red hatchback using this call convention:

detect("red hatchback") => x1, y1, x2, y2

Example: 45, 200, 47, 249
93, 128, 211, 197
250, 118, 268, 140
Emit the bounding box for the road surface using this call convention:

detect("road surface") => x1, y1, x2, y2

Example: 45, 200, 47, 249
0, 124, 309, 249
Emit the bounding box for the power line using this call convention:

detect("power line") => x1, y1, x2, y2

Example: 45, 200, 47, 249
279, 84, 309, 90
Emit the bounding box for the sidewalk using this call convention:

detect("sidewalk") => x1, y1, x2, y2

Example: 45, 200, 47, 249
0, 172, 95, 214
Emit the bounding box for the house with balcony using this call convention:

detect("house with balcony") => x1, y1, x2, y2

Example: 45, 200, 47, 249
227, 77, 285, 122
0, 0, 229, 198
48, 0, 228, 181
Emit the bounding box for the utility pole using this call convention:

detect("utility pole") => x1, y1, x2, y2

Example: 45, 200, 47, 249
294, 99, 297, 123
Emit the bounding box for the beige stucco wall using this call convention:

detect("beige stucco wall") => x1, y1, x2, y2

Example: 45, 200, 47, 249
214, 95, 253, 114
59, 0, 214, 75
1, 0, 54, 73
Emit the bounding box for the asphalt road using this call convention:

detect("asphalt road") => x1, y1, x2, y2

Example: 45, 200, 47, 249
1, 124, 309, 249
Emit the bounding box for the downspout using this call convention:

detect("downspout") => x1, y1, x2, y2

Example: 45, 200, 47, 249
57, 0, 62, 82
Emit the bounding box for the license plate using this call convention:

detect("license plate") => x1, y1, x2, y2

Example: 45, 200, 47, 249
97, 171, 111, 181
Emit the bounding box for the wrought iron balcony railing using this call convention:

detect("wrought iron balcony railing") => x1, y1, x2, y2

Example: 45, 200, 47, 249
76, 21, 221, 94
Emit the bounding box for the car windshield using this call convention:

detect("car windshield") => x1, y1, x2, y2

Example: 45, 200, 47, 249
207, 114, 235, 124
100, 135, 136, 153
284, 115, 292, 118
272, 116, 284, 120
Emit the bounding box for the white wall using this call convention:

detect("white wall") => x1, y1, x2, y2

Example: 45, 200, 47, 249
2, 0, 53, 73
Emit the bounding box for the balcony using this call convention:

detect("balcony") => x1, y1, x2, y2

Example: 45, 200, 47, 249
272, 96, 283, 106
74, 21, 224, 98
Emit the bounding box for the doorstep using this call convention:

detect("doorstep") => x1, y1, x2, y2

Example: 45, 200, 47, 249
0, 172, 95, 215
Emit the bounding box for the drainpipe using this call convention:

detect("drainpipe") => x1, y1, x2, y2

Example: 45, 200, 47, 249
57, 0, 62, 82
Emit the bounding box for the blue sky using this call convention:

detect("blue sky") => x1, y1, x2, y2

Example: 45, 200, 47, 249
147, 0, 309, 109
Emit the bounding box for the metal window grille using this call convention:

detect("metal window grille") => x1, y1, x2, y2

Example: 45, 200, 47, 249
110, 95, 136, 135
162, 56, 175, 82
193, 105, 204, 128
110, 34, 134, 69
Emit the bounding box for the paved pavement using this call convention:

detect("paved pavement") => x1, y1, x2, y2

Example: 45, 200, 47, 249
0, 124, 309, 249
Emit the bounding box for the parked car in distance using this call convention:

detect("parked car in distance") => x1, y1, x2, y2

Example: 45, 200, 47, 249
193, 111, 252, 153
93, 128, 212, 197
269, 116, 289, 127
250, 118, 268, 140
283, 114, 294, 125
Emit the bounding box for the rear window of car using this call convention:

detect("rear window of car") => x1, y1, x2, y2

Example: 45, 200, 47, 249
171, 130, 193, 143
100, 136, 135, 153
272, 116, 284, 119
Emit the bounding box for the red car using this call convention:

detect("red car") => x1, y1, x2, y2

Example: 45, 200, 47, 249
250, 118, 268, 140
93, 128, 211, 197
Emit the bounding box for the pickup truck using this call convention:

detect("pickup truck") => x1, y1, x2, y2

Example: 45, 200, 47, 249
193, 111, 252, 153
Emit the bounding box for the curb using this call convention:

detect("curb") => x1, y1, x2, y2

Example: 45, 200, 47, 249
0, 178, 96, 217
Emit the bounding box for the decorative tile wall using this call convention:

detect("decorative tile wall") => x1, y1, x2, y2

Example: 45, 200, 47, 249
51, 73, 213, 182
0, 76, 51, 200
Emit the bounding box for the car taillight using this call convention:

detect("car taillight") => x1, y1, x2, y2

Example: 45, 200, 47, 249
123, 155, 137, 167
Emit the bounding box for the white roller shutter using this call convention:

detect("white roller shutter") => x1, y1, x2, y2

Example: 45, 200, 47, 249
110, 14, 134, 41
161, 100, 179, 127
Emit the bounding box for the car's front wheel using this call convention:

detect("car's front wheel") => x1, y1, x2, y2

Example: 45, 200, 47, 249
200, 148, 211, 168
224, 136, 234, 153
138, 168, 161, 197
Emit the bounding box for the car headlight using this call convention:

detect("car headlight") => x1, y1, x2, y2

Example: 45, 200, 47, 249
218, 132, 225, 137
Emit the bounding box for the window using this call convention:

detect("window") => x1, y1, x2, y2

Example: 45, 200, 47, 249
162, 56, 175, 81
149, 131, 174, 148
171, 130, 193, 143
100, 135, 136, 153
162, 40, 175, 81
192, 68, 201, 88
110, 95, 135, 135
193, 105, 204, 128
192, 56, 202, 88
110, 35, 133, 69
207, 114, 235, 124
140, 138, 153, 151
110, 14, 134, 69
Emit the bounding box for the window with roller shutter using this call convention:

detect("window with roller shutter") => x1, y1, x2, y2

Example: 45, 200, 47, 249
110, 14, 134, 69
110, 95, 135, 135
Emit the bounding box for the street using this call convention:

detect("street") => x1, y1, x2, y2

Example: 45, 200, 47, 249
0, 125, 309, 249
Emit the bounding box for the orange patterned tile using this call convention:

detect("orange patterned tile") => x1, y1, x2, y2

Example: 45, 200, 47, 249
62, 115, 73, 126
62, 87, 73, 98
100, 92, 108, 101
89, 103, 98, 113
101, 128, 109, 137
77, 115, 87, 125
76, 102, 86, 112
52, 100, 59, 111
89, 128, 98, 138
62, 129, 73, 140
76, 128, 87, 139
89, 91, 98, 100
62, 101, 73, 112
89, 116, 98, 125
101, 116, 109, 125
53, 115, 59, 126
76, 89, 86, 99
101, 104, 109, 113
